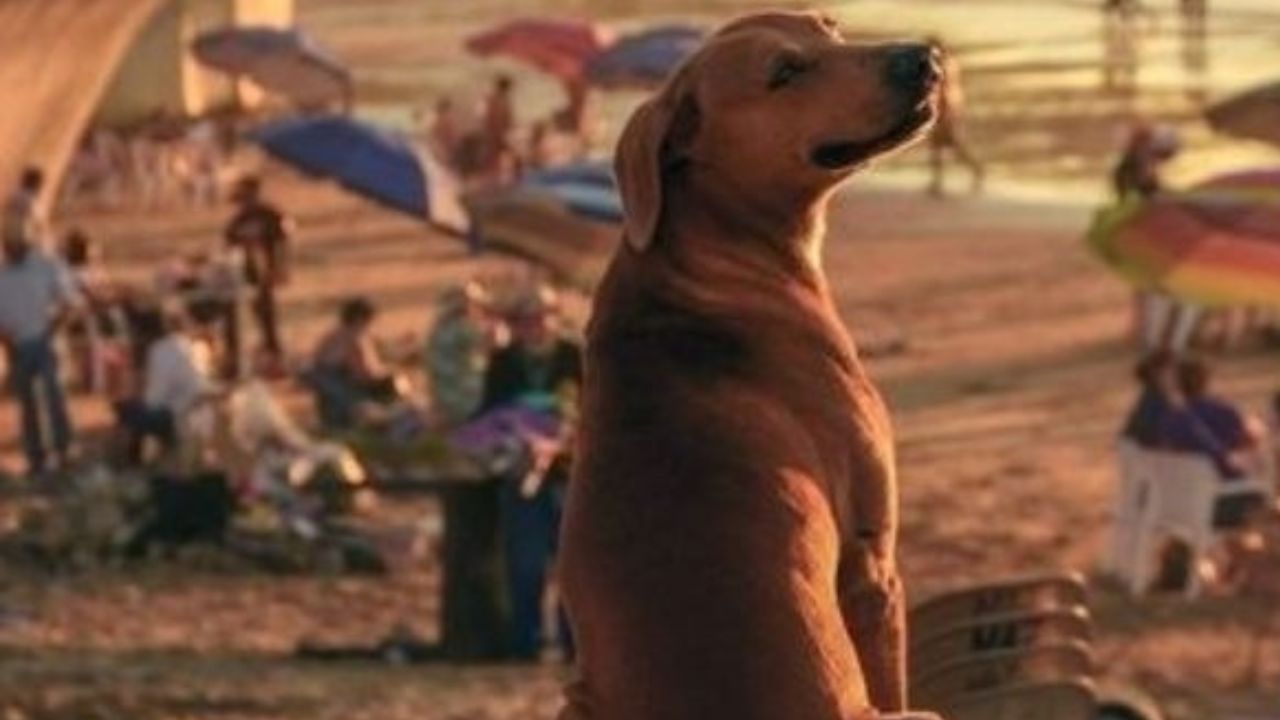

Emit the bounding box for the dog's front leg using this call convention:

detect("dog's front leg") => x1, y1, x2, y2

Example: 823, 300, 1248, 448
557, 672, 592, 720
838, 458, 907, 713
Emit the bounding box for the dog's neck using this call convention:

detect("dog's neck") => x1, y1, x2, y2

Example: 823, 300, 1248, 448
608, 170, 860, 374
662, 166, 834, 284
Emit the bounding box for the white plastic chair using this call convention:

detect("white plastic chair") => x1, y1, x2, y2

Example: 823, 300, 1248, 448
1104, 440, 1156, 581
1128, 450, 1271, 597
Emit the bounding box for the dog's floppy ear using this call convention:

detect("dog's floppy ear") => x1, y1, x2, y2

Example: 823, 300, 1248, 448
614, 80, 700, 253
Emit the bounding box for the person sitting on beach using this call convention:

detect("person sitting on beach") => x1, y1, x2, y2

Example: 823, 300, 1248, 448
425, 281, 498, 427
114, 307, 216, 465
1164, 359, 1260, 479
306, 297, 403, 430
1121, 350, 1176, 448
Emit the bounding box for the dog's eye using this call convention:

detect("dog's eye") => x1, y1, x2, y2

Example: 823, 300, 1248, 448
768, 55, 811, 90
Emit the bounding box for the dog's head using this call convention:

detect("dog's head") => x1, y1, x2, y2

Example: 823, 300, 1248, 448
616, 11, 941, 252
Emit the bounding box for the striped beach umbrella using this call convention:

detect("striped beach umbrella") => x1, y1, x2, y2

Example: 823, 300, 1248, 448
1087, 168, 1280, 306
586, 25, 704, 89
251, 116, 469, 234
465, 19, 613, 82
467, 161, 620, 288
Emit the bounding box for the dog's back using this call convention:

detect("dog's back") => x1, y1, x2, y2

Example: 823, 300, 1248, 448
561, 250, 875, 720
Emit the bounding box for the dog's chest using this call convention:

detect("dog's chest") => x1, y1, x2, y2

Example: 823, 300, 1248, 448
765, 341, 896, 526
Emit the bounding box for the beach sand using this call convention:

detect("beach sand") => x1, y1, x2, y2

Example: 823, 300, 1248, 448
3, 1, 1280, 718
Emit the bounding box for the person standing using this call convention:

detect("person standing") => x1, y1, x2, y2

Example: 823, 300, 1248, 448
3, 167, 52, 253
0, 225, 80, 476
480, 75, 519, 183
926, 37, 984, 197
1179, 0, 1209, 102
1112, 123, 1192, 351
1112, 122, 1175, 201
480, 285, 582, 661
425, 97, 463, 169
425, 281, 496, 427
1101, 0, 1144, 95
223, 176, 290, 377
62, 229, 128, 394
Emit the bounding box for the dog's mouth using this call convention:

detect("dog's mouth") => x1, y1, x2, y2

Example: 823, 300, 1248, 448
809, 101, 936, 172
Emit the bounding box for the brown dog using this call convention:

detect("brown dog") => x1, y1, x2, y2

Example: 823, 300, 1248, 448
561, 11, 941, 720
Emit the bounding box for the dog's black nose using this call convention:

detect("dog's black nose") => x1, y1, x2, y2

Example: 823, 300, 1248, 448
885, 44, 941, 91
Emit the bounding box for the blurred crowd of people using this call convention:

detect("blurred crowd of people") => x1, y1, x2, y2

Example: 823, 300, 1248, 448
60, 112, 239, 213
421, 74, 597, 189
1101, 0, 1210, 100
1120, 351, 1280, 605
0, 156, 582, 659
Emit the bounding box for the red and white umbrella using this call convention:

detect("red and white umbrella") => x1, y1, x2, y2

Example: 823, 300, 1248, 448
465, 18, 614, 82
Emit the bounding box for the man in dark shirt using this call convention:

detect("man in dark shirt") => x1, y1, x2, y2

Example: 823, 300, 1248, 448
1122, 350, 1175, 447
480, 286, 582, 661
224, 176, 289, 377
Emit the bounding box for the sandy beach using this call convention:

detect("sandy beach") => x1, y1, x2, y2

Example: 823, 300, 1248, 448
3, 1, 1280, 718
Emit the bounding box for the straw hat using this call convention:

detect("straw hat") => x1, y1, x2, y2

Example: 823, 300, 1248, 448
508, 284, 560, 320
437, 280, 491, 316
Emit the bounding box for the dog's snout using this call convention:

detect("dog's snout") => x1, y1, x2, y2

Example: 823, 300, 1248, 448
885, 44, 941, 92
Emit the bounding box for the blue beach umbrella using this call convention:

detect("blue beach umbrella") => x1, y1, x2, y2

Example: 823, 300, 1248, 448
466, 160, 621, 286
524, 160, 616, 191
586, 25, 704, 89
526, 181, 622, 224
250, 116, 469, 233
523, 160, 621, 222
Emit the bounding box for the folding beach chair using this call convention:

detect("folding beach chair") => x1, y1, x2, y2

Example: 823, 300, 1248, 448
909, 573, 1088, 643
910, 605, 1093, 681
939, 679, 1098, 720
911, 640, 1094, 710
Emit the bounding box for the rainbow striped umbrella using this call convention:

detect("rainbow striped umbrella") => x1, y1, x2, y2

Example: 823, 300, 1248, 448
1087, 168, 1280, 306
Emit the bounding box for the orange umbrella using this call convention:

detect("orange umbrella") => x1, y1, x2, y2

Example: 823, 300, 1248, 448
465, 18, 614, 82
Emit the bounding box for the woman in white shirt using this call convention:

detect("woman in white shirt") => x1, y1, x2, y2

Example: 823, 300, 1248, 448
114, 308, 214, 464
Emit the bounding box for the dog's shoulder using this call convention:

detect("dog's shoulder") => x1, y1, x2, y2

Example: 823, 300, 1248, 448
591, 274, 751, 381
